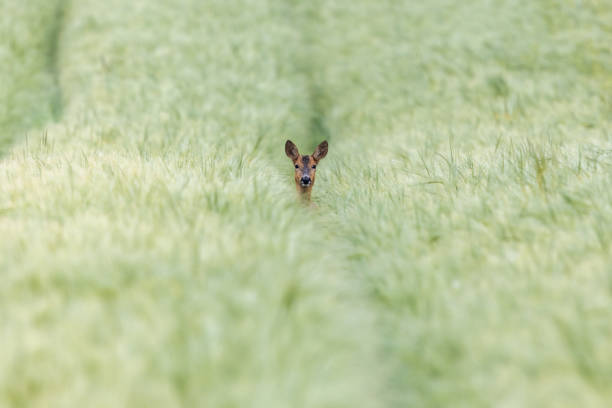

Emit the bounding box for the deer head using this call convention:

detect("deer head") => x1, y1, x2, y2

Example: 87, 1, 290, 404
285, 140, 328, 201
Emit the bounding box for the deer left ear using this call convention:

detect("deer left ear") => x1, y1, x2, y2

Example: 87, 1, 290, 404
285, 140, 299, 160
313, 140, 328, 161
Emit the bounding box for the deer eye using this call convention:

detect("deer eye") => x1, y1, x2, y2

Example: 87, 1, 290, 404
295, 164, 299, 169
312, 165, 316, 169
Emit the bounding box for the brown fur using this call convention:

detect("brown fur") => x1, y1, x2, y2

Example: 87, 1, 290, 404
285, 140, 328, 201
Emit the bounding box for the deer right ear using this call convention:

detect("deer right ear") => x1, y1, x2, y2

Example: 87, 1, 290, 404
285, 140, 299, 160
313, 140, 328, 161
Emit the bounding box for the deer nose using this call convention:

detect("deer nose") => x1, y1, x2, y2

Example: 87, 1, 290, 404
300, 176, 311, 185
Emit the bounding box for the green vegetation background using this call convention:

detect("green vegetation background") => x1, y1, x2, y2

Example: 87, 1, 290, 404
1, 0, 611, 406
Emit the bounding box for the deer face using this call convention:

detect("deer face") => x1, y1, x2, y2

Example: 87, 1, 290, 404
285, 140, 328, 199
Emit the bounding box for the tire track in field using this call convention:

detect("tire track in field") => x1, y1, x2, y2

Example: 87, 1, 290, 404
279, 1, 333, 150
277, 4, 414, 405
0, 0, 69, 156
46, 0, 70, 121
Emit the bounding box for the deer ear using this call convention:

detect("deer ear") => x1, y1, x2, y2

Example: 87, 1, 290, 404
313, 140, 328, 161
285, 140, 299, 160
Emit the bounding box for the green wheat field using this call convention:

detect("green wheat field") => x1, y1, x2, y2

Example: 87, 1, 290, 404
1, 0, 611, 406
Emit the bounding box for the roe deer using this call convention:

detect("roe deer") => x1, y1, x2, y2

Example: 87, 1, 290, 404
285, 140, 328, 201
